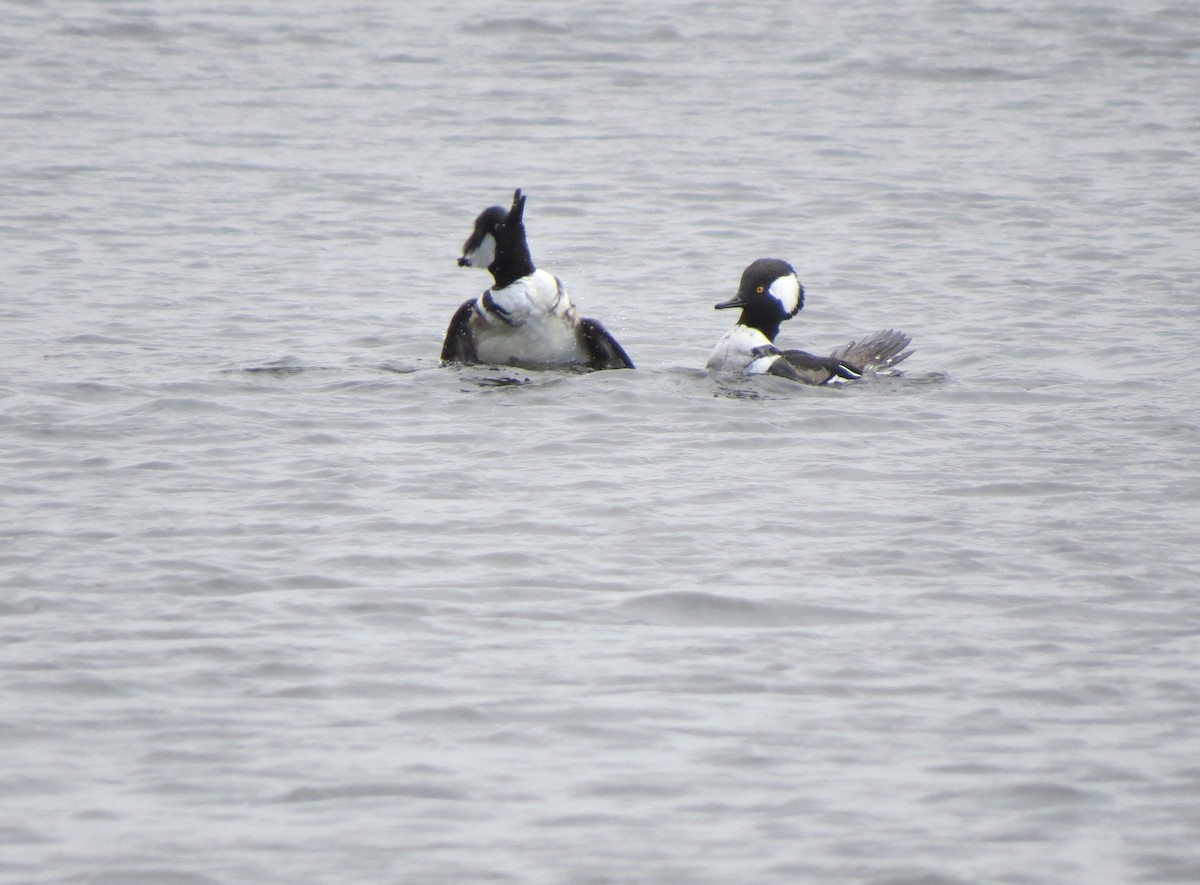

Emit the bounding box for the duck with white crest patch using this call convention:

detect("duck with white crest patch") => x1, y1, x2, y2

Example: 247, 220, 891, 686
707, 258, 913, 385
441, 189, 633, 370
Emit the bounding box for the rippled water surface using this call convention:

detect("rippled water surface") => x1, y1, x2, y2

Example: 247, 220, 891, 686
4, 1, 1200, 883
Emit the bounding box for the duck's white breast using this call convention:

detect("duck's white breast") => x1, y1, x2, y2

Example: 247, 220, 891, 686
472, 270, 585, 366
707, 325, 777, 374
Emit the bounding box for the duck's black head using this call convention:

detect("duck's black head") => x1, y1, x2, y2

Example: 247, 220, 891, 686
458, 189, 536, 289
714, 257, 805, 342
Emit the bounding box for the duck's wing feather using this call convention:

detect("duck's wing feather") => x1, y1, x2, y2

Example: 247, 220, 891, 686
578, 317, 634, 370
440, 299, 479, 364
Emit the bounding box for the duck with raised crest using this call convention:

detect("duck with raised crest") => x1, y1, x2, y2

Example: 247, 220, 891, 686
707, 258, 913, 384
441, 189, 633, 371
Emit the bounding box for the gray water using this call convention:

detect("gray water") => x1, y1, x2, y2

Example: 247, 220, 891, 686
3, 1, 1200, 883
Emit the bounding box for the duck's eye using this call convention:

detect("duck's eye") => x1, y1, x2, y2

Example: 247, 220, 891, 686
756, 285, 764, 294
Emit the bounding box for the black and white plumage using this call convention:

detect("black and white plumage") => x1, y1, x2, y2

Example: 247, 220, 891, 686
441, 189, 633, 371
707, 258, 913, 385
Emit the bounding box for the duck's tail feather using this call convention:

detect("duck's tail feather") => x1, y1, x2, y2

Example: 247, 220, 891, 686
828, 329, 914, 376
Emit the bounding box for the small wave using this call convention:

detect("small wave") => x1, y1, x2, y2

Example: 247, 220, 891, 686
59, 333, 135, 345
239, 357, 327, 377
374, 52, 439, 65
274, 782, 468, 803
0, 824, 51, 846
618, 590, 886, 627
991, 781, 1109, 807
394, 704, 491, 724
462, 17, 567, 36
938, 480, 1092, 498
58, 20, 172, 42
87, 873, 219, 885
535, 813, 631, 829
879, 62, 1041, 82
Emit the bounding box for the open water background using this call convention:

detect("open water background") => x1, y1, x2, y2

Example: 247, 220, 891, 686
3, 1, 1200, 882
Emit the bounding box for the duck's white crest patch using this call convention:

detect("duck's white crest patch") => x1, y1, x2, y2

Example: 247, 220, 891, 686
768, 274, 801, 317
462, 232, 496, 268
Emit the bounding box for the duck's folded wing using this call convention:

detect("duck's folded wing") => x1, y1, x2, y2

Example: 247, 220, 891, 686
827, 329, 913, 375
766, 355, 806, 382
778, 349, 861, 385
440, 299, 479, 364
578, 317, 634, 370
